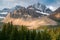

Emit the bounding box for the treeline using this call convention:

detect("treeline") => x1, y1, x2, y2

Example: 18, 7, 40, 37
0, 22, 60, 40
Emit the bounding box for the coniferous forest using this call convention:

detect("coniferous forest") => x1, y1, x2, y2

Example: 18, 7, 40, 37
0, 22, 60, 40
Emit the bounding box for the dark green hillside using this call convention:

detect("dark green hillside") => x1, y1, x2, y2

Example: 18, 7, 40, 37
0, 22, 60, 40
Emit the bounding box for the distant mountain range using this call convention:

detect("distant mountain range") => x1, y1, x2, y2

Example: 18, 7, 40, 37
8, 3, 53, 18
0, 8, 10, 12
1, 3, 60, 29
0, 3, 53, 19
2, 3, 60, 29
0, 8, 10, 18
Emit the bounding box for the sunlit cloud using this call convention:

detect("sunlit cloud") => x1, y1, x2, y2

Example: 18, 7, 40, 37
47, 6, 57, 11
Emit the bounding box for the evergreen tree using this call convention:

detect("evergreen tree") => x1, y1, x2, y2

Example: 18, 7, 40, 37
41, 30, 52, 40
31, 30, 36, 40
4, 22, 13, 40
1, 24, 7, 40
56, 34, 60, 40
26, 30, 32, 40
0, 31, 1, 40
21, 25, 27, 40
35, 31, 41, 40
56, 32, 60, 40
10, 27, 19, 40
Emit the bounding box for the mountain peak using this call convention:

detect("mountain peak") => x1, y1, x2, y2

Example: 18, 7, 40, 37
54, 7, 60, 13
27, 3, 52, 15
49, 7, 60, 20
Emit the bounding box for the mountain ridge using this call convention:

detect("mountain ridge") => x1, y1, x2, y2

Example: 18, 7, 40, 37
49, 7, 60, 21
2, 3, 59, 29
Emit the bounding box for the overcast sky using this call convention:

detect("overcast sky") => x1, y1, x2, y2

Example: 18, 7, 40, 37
0, 0, 60, 11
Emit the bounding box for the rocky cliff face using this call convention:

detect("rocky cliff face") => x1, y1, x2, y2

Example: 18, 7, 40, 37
2, 3, 57, 29
50, 7, 60, 20
27, 3, 53, 15
3, 13, 57, 29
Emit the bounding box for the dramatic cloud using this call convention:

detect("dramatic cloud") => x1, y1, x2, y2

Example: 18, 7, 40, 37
47, 6, 57, 11
0, 0, 60, 11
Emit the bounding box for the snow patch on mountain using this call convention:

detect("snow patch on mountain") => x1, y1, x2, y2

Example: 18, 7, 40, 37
0, 12, 7, 14
36, 11, 49, 15
0, 16, 5, 18
27, 3, 53, 15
